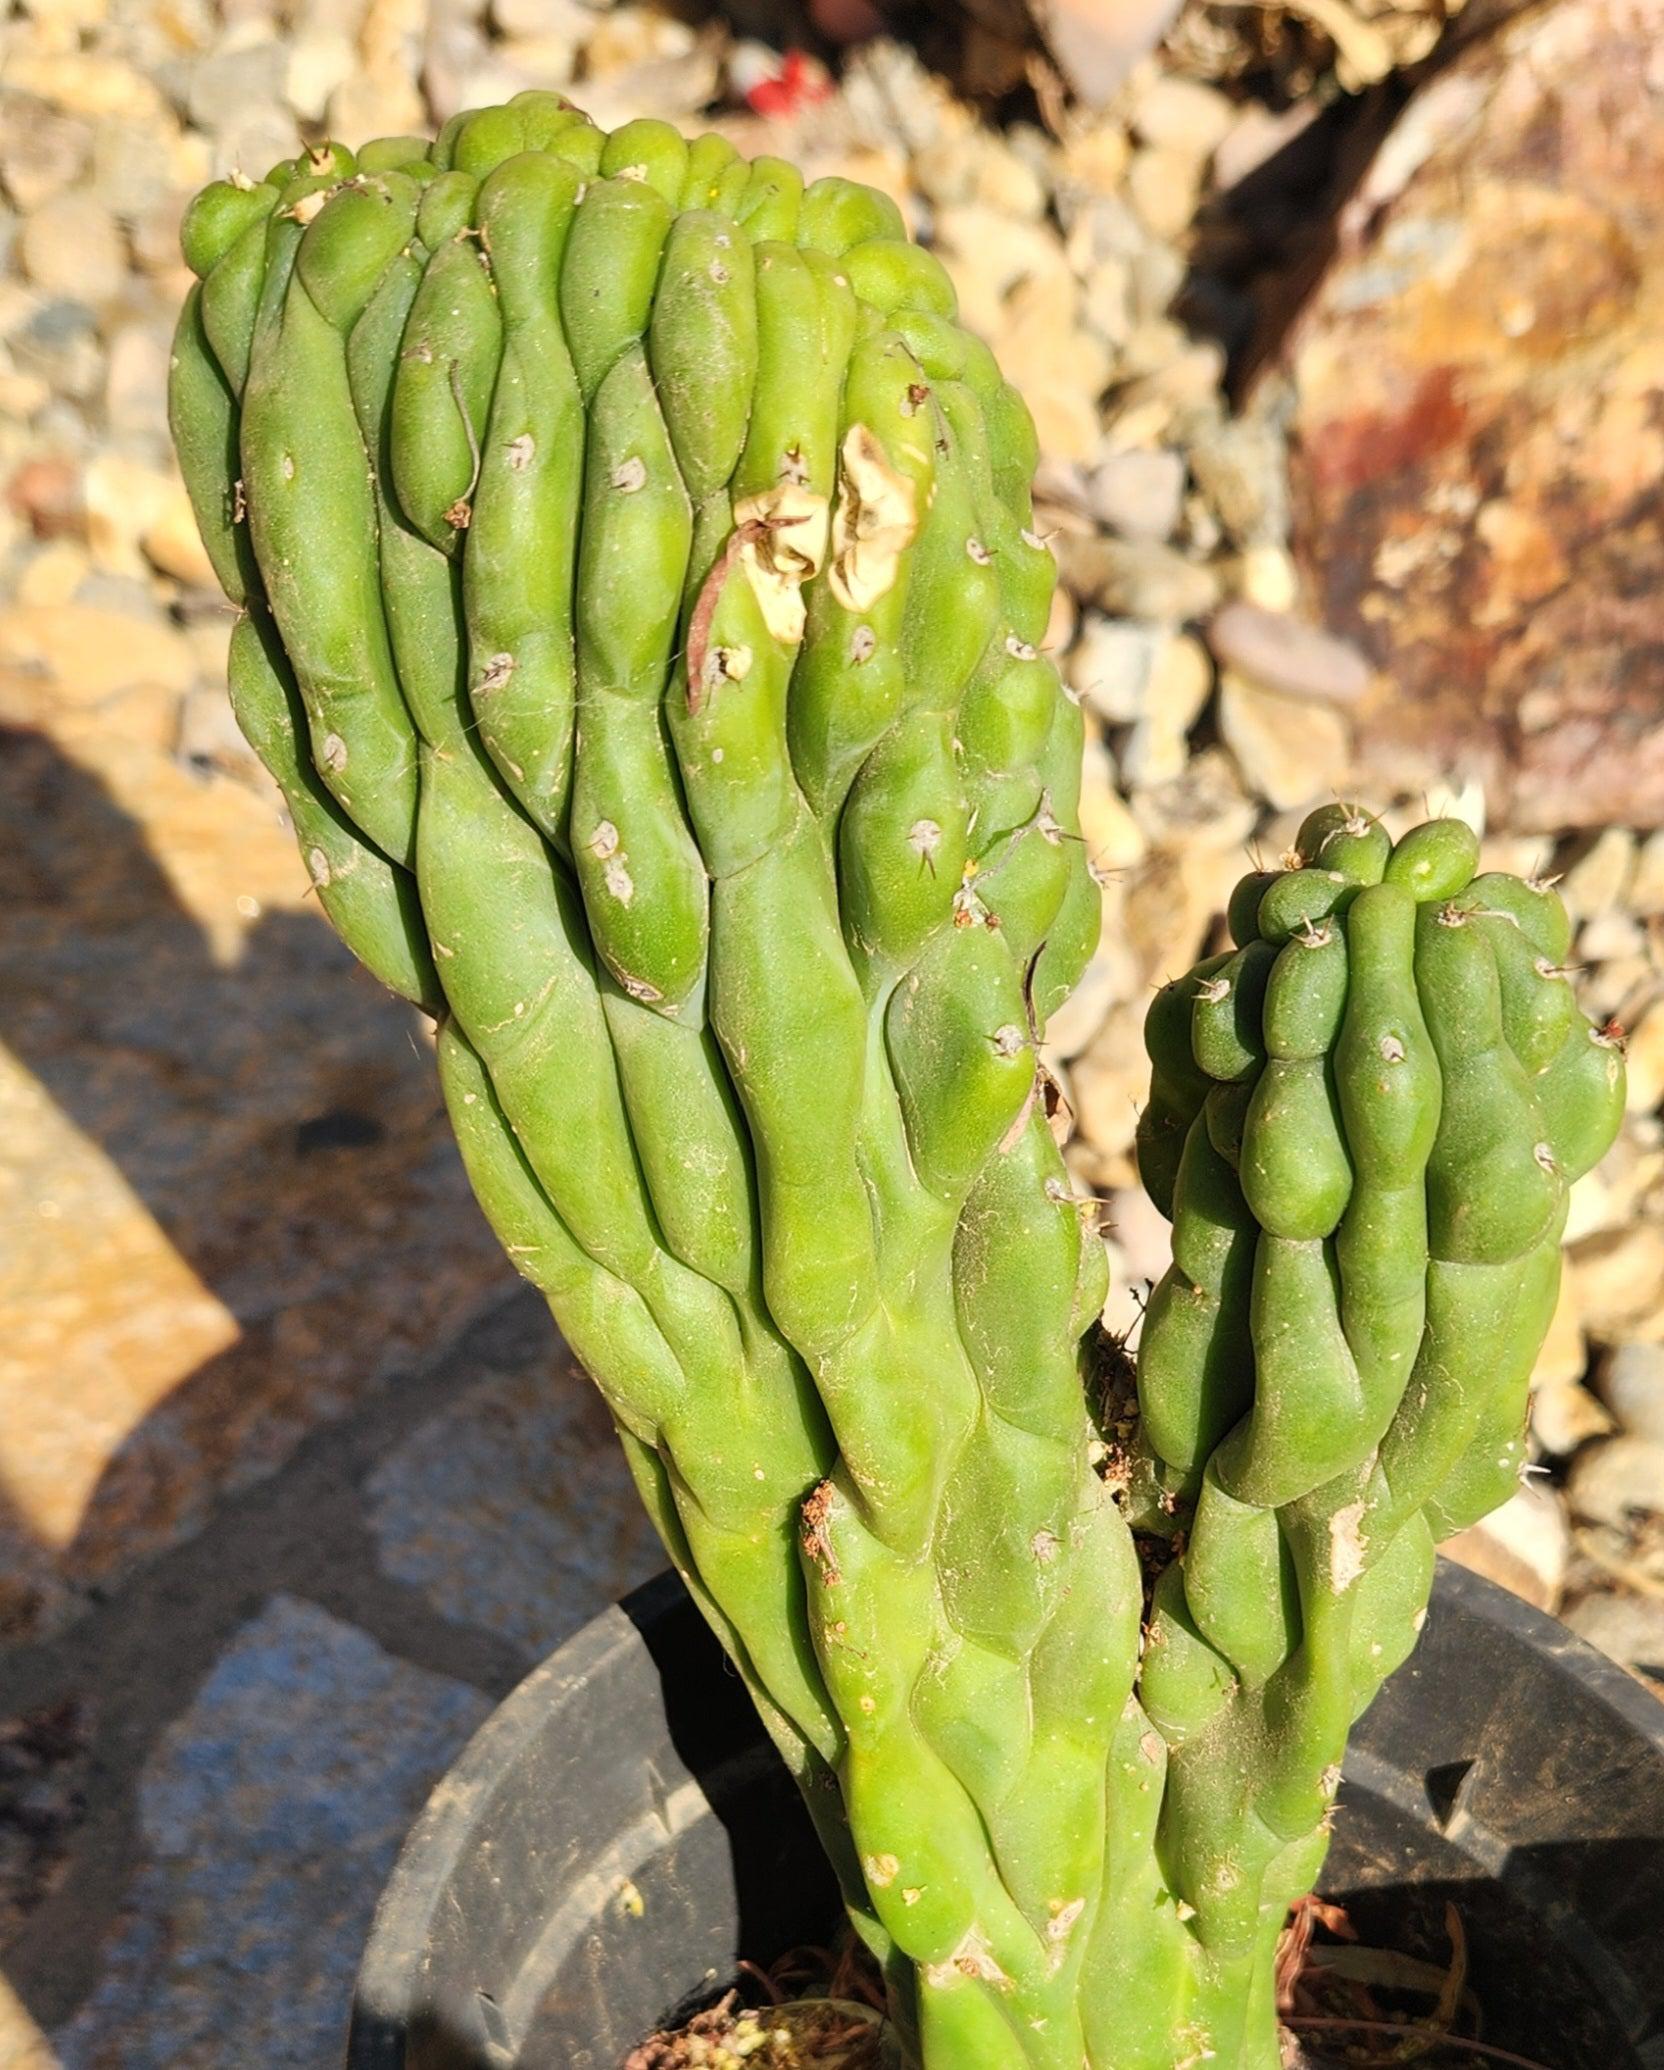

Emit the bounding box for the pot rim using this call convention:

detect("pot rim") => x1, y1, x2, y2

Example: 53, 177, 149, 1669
352, 1559, 1664, 2061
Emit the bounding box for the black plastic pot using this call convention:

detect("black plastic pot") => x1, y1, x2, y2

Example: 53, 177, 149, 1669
347, 1561, 1664, 2070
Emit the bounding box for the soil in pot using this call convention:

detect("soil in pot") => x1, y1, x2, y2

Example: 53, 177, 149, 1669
624, 1897, 1554, 2070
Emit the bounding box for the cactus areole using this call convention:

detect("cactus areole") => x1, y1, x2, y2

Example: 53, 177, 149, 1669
172, 100, 1624, 2070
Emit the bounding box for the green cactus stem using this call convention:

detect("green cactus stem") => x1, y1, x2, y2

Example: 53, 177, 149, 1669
1121, 805, 1624, 2063
171, 107, 1622, 2069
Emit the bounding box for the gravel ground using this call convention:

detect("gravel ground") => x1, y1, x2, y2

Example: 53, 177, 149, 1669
0, 0, 1660, 2056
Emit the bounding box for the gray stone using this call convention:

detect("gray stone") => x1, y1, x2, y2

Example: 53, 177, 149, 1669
1066, 613, 1161, 724
8, 297, 102, 402
0, 97, 92, 215
1185, 416, 1289, 547
1057, 534, 1222, 625
1206, 599, 1372, 706
20, 191, 124, 308
1566, 1435, 1664, 1531
1086, 447, 1186, 542
1597, 1344, 1664, 1448
1563, 1592, 1664, 1682
185, 39, 288, 134
1128, 240, 1185, 326
52, 1597, 490, 2070
365, 1351, 663, 1656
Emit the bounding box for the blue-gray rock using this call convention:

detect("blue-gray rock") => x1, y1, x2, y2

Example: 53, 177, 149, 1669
365, 1350, 664, 1657
53, 1596, 489, 2070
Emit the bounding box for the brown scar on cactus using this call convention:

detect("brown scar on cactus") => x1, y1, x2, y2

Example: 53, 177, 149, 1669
801, 1481, 841, 1587
444, 360, 483, 529
734, 482, 830, 644
827, 426, 917, 612
685, 513, 803, 713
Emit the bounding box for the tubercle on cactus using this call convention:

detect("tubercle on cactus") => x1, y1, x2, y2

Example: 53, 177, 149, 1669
171, 101, 1623, 2070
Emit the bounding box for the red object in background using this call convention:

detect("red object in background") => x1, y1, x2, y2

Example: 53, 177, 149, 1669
742, 48, 837, 116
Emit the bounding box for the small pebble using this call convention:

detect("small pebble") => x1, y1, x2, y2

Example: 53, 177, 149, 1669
1121, 632, 1213, 790
1068, 614, 1160, 724
1126, 144, 1202, 242
1128, 75, 1234, 159
1576, 909, 1643, 965
1569, 1222, 1664, 1338
1618, 997, 1664, 1115
1629, 829, 1664, 915
185, 38, 289, 135
1562, 1593, 1664, 1682
18, 191, 126, 303
1059, 535, 1222, 624
0, 98, 93, 214
1566, 1434, 1664, 1531
1087, 447, 1186, 542
1218, 670, 1352, 811
1186, 417, 1289, 546
1598, 1343, 1664, 1448
1442, 1482, 1568, 1613
1559, 826, 1636, 921
1236, 543, 1301, 612
1207, 600, 1372, 706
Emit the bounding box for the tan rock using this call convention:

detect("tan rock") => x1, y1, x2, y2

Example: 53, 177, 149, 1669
1126, 144, 1202, 242
0, 604, 195, 701
1128, 73, 1234, 159
1568, 1221, 1664, 1341
17, 188, 126, 303
3, 51, 169, 123
1235, 544, 1300, 612
1121, 631, 1213, 790
582, 6, 698, 75
986, 269, 1111, 464
1099, 1236, 1145, 1341
143, 482, 220, 591
1532, 1263, 1589, 1392
1207, 600, 1372, 706
1442, 1481, 1568, 1612
1069, 999, 1148, 1164
1122, 839, 1239, 985
104, 322, 175, 446
1581, 909, 1645, 964
15, 540, 89, 609
1566, 1434, 1664, 1529
1105, 1180, 1171, 1285
1564, 1132, 1664, 1245
935, 204, 1076, 339
1044, 925, 1135, 1061
1058, 119, 1131, 198
1058, 534, 1222, 623
1076, 732, 1148, 874
1129, 745, 1257, 857
1068, 615, 1159, 725
0, 95, 91, 213
1532, 1380, 1613, 1457
1560, 826, 1636, 922
0, 1978, 57, 2070
1630, 829, 1664, 915
83, 454, 181, 580
285, 26, 358, 121
1622, 998, 1664, 1114
1218, 670, 1352, 812
914, 131, 1047, 219
1040, 0, 1185, 107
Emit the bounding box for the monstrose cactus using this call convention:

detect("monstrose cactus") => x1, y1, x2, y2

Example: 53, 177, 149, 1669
170, 97, 1625, 2070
